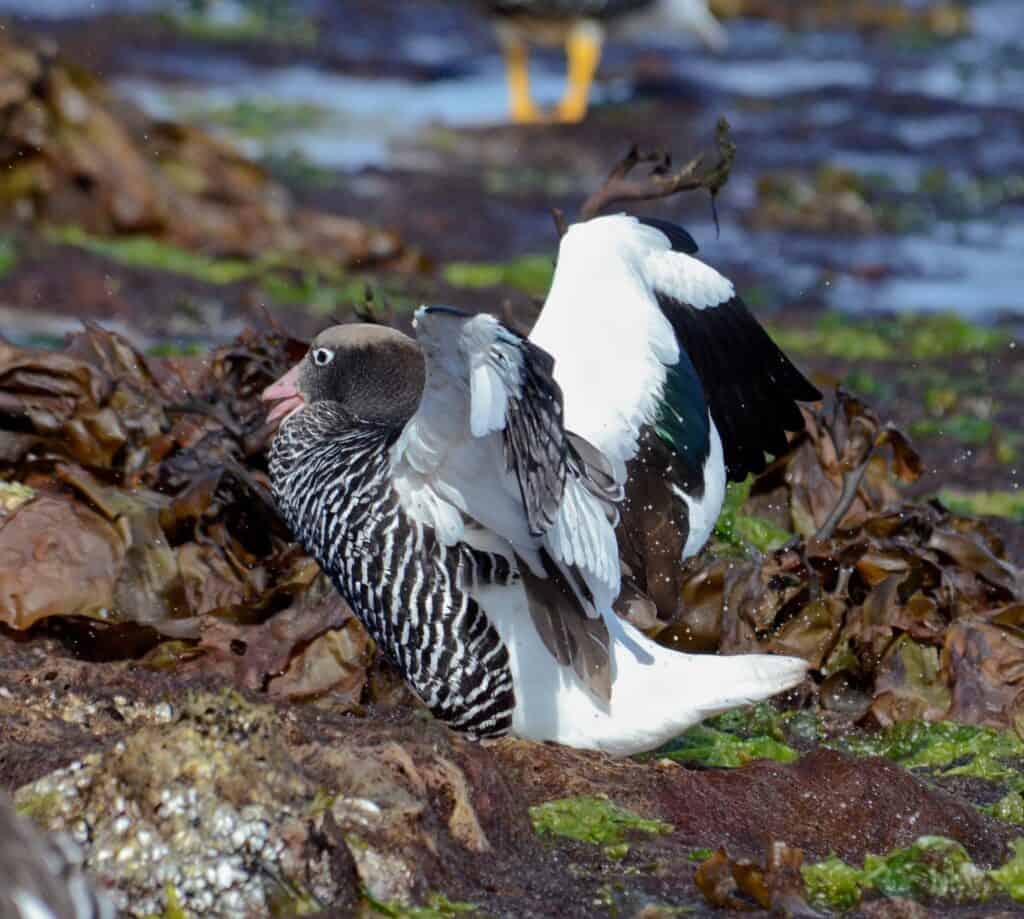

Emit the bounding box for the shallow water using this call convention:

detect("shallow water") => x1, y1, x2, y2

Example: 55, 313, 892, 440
0, 0, 159, 14
114, 58, 577, 170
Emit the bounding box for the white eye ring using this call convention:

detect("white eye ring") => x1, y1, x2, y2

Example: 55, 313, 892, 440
311, 347, 334, 367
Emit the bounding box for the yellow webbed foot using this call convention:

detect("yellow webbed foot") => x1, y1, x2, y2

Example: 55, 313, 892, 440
503, 40, 546, 124
556, 22, 603, 123
511, 95, 547, 124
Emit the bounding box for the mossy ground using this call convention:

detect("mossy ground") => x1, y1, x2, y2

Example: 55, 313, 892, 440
939, 489, 1024, 522
46, 226, 257, 285
442, 255, 555, 299
0, 225, 420, 347
0, 235, 15, 278
767, 312, 1008, 364
761, 311, 1021, 510
364, 892, 479, 918
187, 99, 330, 141
156, 4, 317, 46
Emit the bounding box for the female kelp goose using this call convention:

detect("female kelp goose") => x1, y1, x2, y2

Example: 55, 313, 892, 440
264, 220, 816, 755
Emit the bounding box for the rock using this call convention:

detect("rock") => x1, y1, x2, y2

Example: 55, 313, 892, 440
10, 688, 528, 917
14, 690, 356, 916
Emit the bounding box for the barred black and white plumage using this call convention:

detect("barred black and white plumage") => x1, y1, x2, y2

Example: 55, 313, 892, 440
269, 402, 517, 738
0, 792, 114, 919
263, 304, 809, 756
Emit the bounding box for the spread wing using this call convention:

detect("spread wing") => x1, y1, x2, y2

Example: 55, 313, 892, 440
641, 233, 822, 481
392, 306, 622, 701
531, 214, 820, 485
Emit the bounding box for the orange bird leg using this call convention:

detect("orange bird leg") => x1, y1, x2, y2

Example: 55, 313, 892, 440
557, 22, 603, 123
503, 39, 546, 123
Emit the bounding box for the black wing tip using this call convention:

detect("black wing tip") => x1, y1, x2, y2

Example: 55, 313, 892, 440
657, 290, 823, 485
802, 381, 824, 403
637, 217, 699, 254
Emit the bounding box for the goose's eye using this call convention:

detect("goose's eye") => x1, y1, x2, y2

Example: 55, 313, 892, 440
311, 347, 334, 367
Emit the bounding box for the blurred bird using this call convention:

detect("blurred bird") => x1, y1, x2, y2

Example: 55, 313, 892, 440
0, 792, 114, 919
475, 0, 727, 122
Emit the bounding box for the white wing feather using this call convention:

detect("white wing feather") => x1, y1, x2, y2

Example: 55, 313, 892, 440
393, 307, 620, 609
529, 213, 731, 476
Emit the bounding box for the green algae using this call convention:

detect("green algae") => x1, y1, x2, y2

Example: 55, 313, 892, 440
41, 225, 405, 317
768, 312, 1007, 363
803, 836, 1024, 911
654, 724, 798, 768
734, 515, 792, 553
0, 480, 35, 514
604, 841, 632, 860
783, 710, 826, 745
903, 313, 1006, 359
162, 885, 188, 919
259, 270, 413, 317
707, 701, 787, 740
989, 791, 1024, 826
0, 235, 15, 278
712, 478, 792, 554
863, 836, 992, 901
141, 885, 187, 919
442, 255, 554, 298
769, 314, 894, 361
365, 892, 478, 917
191, 99, 328, 140
842, 368, 892, 399
262, 150, 347, 190
529, 795, 672, 850
46, 226, 255, 284
146, 341, 206, 358
158, 2, 317, 46
830, 720, 1024, 783
482, 166, 577, 199
802, 855, 865, 912
910, 414, 993, 444
14, 789, 61, 824
991, 839, 1024, 902
938, 489, 1024, 522
642, 703, 804, 768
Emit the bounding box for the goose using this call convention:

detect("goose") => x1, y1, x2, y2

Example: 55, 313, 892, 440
474, 0, 728, 123
529, 214, 823, 623
263, 216, 818, 755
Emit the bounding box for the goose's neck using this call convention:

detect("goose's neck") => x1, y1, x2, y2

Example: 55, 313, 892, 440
267, 402, 518, 739
268, 403, 397, 553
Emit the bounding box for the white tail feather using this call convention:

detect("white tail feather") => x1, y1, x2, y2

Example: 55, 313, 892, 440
474, 582, 808, 757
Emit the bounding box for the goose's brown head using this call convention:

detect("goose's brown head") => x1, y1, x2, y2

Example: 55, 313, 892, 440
262, 324, 425, 428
